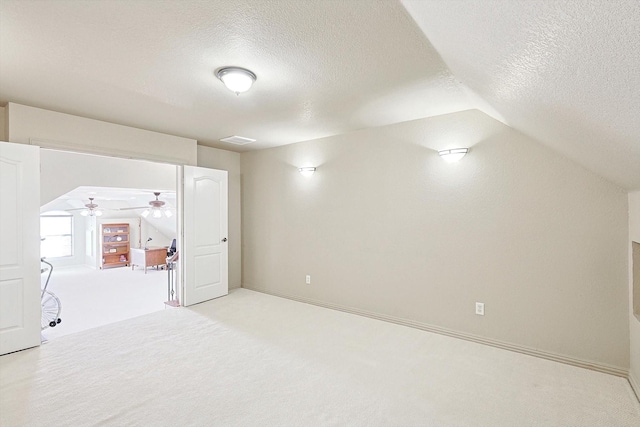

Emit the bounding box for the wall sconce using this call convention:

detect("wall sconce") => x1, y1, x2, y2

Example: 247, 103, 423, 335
438, 148, 469, 163
298, 167, 316, 177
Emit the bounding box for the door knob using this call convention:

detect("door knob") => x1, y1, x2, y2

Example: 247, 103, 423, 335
221, 238, 228, 242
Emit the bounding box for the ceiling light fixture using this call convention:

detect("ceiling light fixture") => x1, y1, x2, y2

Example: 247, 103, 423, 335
79, 197, 103, 217
142, 206, 173, 219
132, 192, 173, 219
438, 148, 469, 163
81, 209, 103, 217
298, 167, 317, 177
216, 67, 257, 95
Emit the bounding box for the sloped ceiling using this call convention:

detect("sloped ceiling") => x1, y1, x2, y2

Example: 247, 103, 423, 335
0, 0, 480, 150
1, 0, 638, 189
401, 0, 640, 190
42, 186, 177, 239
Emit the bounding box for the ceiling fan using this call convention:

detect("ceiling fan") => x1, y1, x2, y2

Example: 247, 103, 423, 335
66, 197, 103, 217
120, 192, 173, 218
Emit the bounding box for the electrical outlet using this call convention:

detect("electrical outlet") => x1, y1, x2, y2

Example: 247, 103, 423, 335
475, 302, 485, 316
305, 275, 311, 285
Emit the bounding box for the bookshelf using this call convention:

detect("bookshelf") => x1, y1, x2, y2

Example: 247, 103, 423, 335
101, 223, 130, 269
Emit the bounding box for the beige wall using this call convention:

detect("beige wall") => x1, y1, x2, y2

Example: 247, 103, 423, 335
0, 106, 5, 140
241, 109, 629, 370
197, 145, 242, 290
629, 192, 640, 389
6, 103, 197, 165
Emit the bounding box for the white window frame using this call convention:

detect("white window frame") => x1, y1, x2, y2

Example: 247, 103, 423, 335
40, 211, 74, 258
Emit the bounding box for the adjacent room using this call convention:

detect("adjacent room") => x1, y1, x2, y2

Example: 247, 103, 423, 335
36, 150, 179, 340
0, 0, 639, 425
40, 186, 177, 339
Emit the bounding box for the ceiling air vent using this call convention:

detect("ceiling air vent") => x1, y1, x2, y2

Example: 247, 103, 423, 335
220, 135, 256, 145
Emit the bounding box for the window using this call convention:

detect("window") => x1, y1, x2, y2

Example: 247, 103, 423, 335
41, 211, 73, 258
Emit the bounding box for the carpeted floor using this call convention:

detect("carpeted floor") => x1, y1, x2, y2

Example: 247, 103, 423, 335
1, 289, 639, 426
41, 265, 167, 340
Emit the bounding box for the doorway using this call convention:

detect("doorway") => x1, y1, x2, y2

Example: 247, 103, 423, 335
0, 141, 228, 355
39, 150, 178, 340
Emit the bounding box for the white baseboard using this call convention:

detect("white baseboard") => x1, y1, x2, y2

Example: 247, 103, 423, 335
243, 286, 628, 378
629, 372, 640, 403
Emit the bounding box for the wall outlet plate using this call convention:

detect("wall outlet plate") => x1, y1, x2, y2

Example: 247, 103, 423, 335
305, 275, 311, 285
475, 302, 485, 316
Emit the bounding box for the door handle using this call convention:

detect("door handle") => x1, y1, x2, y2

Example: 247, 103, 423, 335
221, 238, 228, 242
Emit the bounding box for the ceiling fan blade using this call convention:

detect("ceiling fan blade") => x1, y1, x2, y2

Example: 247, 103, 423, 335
66, 207, 119, 212
118, 206, 148, 211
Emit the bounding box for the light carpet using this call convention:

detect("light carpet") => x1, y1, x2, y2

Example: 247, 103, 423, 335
1, 289, 639, 426
41, 265, 167, 340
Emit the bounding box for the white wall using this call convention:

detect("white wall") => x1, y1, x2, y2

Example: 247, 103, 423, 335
241, 109, 630, 371
197, 145, 241, 289
40, 150, 176, 206
629, 191, 640, 391
6, 102, 197, 165
86, 216, 97, 267
140, 218, 174, 250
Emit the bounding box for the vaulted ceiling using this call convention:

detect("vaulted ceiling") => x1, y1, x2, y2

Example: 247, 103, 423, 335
1, 0, 638, 189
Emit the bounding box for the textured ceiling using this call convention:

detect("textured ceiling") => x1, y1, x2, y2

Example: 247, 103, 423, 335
1, 0, 638, 189
0, 0, 479, 151
401, 0, 640, 190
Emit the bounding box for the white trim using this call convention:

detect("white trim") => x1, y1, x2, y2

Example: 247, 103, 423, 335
30, 138, 186, 165
244, 286, 629, 378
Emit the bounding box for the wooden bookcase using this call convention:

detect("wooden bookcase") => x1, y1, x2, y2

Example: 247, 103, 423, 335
101, 223, 130, 269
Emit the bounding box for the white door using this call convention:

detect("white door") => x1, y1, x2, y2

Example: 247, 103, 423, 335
182, 166, 228, 306
0, 142, 41, 355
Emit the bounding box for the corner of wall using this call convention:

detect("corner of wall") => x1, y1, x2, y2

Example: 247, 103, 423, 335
0, 105, 6, 141
629, 191, 640, 397
629, 370, 640, 403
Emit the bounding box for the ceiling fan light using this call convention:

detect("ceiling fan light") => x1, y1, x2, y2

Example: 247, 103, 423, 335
152, 209, 163, 219
80, 210, 89, 217
94, 210, 103, 217
164, 210, 173, 218
141, 209, 150, 218
216, 67, 256, 94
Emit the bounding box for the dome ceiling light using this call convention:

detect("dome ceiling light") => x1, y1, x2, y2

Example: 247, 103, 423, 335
215, 67, 257, 95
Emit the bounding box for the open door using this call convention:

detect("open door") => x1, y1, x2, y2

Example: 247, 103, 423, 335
0, 142, 41, 355
181, 166, 228, 306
